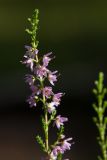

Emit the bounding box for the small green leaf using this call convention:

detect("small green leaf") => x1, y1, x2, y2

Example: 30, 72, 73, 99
25, 29, 32, 34
57, 153, 63, 160
36, 135, 46, 152
93, 88, 98, 95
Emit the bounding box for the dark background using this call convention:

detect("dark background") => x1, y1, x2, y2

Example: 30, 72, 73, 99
0, 0, 107, 159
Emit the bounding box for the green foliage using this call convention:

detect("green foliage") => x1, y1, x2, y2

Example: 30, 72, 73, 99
41, 115, 46, 132
52, 126, 64, 147
92, 72, 107, 160
57, 153, 63, 160
36, 135, 46, 152
26, 9, 39, 49
57, 125, 65, 138
48, 110, 57, 125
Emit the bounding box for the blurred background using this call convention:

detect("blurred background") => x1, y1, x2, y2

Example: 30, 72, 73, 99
0, 0, 107, 159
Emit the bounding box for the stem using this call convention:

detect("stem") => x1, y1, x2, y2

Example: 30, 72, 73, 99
26, 9, 39, 49
40, 79, 49, 155
93, 72, 107, 160
45, 109, 49, 152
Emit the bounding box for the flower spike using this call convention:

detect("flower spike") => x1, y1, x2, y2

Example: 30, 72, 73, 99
21, 9, 73, 159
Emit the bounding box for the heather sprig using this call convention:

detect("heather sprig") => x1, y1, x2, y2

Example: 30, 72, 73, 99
92, 72, 107, 160
21, 9, 73, 160
25, 9, 39, 49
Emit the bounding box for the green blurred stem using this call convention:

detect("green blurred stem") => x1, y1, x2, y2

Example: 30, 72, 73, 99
93, 72, 107, 160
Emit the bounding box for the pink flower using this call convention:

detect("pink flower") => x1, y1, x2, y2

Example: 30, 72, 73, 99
47, 102, 56, 113
25, 74, 35, 85
51, 146, 63, 159
25, 45, 38, 57
30, 85, 41, 95
43, 52, 53, 67
48, 71, 58, 85
55, 115, 68, 129
53, 93, 64, 106
21, 58, 34, 71
61, 138, 73, 152
21, 46, 38, 71
26, 95, 36, 107
43, 86, 53, 98
34, 65, 49, 78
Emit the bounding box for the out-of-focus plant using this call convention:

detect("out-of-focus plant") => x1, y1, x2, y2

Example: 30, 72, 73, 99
92, 72, 107, 160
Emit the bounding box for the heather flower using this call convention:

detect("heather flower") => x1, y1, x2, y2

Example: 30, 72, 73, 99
51, 146, 63, 159
26, 95, 36, 107
61, 138, 73, 152
34, 65, 49, 78
21, 57, 34, 71
25, 45, 32, 51
30, 85, 41, 95
43, 52, 53, 67
48, 71, 58, 85
25, 74, 35, 85
53, 93, 63, 106
25, 45, 38, 58
55, 115, 68, 129
47, 102, 56, 113
21, 46, 38, 71
22, 9, 73, 160
43, 86, 53, 98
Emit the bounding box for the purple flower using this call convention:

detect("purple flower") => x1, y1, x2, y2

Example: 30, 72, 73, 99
55, 115, 68, 129
43, 52, 53, 67
48, 71, 58, 85
25, 45, 32, 50
47, 102, 56, 113
21, 46, 38, 71
51, 146, 63, 159
26, 95, 36, 107
50, 137, 73, 159
21, 58, 34, 71
25, 74, 35, 85
53, 93, 63, 106
25, 45, 38, 58
61, 138, 73, 152
43, 86, 53, 98
34, 65, 49, 78
30, 85, 41, 95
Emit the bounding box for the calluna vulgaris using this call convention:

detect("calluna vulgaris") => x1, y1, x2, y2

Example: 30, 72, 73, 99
21, 9, 73, 160
93, 72, 107, 160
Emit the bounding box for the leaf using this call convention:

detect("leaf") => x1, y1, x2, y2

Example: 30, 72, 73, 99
93, 104, 98, 113
36, 135, 46, 152
57, 153, 63, 160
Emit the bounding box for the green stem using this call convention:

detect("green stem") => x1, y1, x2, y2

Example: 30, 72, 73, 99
45, 109, 49, 152
26, 9, 39, 49
93, 72, 107, 160
40, 79, 49, 154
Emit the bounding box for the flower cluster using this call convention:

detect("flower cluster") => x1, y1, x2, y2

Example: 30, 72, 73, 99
22, 45, 73, 159
22, 47, 63, 110
21, 9, 73, 160
50, 137, 73, 160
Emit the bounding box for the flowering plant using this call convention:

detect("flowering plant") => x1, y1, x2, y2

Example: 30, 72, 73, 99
21, 9, 73, 160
